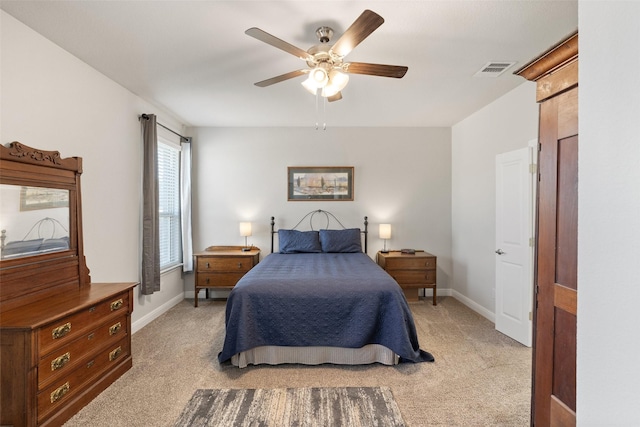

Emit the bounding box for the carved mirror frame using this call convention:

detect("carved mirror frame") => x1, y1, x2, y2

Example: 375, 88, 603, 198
0, 142, 90, 311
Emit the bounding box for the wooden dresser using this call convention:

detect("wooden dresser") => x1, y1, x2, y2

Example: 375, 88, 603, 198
193, 246, 260, 307
1, 282, 136, 426
377, 250, 437, 304
0, 142, 138, 426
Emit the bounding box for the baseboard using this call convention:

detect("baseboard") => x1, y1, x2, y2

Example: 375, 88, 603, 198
451, 290, 495, 323
132, 293, 184, 334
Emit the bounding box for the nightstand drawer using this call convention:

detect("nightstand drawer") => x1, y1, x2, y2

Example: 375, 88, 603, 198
377, 250, 438, 305
385, 257, 435, 270
388, 270, 436, 285
197, 257, 253, 272
197, 272, 246, 288
194, 247, 260, 307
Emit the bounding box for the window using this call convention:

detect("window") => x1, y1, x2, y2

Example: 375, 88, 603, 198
158, 140, 181, 270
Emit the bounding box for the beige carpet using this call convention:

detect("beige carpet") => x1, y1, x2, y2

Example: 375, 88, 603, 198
63, 297, 531, 426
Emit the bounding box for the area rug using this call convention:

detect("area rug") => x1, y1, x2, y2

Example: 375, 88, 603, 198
174, 386, 406, 426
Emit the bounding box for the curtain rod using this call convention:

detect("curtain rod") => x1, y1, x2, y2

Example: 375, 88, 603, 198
139, 114, 189, 142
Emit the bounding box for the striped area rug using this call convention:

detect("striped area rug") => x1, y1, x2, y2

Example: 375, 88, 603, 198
174, 386, 407, 427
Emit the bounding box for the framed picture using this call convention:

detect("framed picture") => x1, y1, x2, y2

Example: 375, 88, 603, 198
20, 186, 69, 211
288, 166, 354, 201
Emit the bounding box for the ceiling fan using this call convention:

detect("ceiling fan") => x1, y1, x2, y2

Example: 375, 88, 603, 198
245, 10, 408, 102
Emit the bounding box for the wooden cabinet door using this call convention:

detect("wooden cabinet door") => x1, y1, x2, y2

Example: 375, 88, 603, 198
533, 86, 578, 426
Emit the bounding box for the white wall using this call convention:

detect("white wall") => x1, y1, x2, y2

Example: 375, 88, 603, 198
579, 2, 640, 424
0, 11, 185, 330
188, 126, 452, 298
451, 82, 539, 318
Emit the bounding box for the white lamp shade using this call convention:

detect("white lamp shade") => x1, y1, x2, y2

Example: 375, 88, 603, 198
310, 67, 328, 86
301, 77, 319, 95
239, 222, 252, 237
379, 224, 391, 240
302, 67, 328, 93
322, 70, 349, 97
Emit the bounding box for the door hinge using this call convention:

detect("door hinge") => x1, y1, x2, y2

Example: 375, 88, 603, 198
529, 311, 533, 321
529, 163, 537, 174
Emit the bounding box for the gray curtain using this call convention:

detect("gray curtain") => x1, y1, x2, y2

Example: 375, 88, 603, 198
141, 114, 160, 294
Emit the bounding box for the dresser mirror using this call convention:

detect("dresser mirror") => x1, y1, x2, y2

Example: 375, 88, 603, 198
0, 184, 71, 260
0, 141, 89, 311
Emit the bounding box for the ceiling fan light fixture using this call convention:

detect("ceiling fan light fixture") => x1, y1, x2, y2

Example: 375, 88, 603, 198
302, 66, 330, 94
310, 67, 329, 86
246, 9, 407, 105
301, 77, 319, 95
322, 70, 349, 97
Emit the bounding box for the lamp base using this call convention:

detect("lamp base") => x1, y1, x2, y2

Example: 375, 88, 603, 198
241, 247, 251, 252
380, 250, 389, 254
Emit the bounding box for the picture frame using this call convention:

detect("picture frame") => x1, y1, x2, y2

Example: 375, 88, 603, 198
288, 166, 354, 201
20, 186, 69, 211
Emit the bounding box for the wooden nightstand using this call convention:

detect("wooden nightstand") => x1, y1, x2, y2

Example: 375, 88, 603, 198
193, 246, 260, 307
377, 250, 437, 304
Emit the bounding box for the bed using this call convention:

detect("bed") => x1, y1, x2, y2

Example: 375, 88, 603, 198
218, 210, 434, 367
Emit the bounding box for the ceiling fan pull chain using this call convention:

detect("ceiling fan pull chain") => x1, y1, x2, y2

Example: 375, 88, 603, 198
315, 90, 320, 130
322, 96, 327, 130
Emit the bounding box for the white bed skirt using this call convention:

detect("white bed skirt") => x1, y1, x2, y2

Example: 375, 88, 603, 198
230, 344, 400, 368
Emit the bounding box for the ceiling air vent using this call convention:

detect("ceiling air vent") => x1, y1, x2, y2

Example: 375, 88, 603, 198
473, 61, 516, 77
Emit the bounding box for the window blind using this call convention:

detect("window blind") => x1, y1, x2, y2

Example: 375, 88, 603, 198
158, 141, 181, 269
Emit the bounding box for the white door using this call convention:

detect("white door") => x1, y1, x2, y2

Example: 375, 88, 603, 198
495, 144, 535, 346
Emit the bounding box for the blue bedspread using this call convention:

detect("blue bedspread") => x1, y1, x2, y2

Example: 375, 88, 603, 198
218, 252, 434, 364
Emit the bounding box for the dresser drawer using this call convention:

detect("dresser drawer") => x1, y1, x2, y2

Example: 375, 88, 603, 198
38, 291, 130, 355
388, 269, 436, 285
197, 256, 253, 273
197, 272, 245, 288
385, 256, 435, 270
38, 314, 129, 390
37, 337, 130, 423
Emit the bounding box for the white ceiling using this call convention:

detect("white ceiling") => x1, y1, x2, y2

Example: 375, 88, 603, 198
1, 1, 578, 128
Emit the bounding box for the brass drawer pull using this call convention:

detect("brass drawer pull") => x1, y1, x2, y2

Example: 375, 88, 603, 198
87, 360, 95, 368
50, 382, 70, 403
51, 352, 71, 371
237, 262, 243, 269
206, 277, 210, 285
206, 262, 210, 268
109, 346, 122, 361
110, 299, 123, 311
52, 322, 71, 339
109, 322, 122, 336
89, 306, 96, 313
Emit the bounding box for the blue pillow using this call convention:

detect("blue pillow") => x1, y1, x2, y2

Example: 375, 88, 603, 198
319, 228, 362, 253
278, 229, 322, 253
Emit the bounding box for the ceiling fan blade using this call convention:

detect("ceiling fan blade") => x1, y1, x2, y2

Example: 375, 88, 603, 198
330, 10, 385, 58
254, 69, 308, 87
344, 62, 408, 78
327, 92, 343, 102
245, 27, 314, 62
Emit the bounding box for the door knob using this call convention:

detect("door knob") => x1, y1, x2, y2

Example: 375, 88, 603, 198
495, 249, 505, 255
